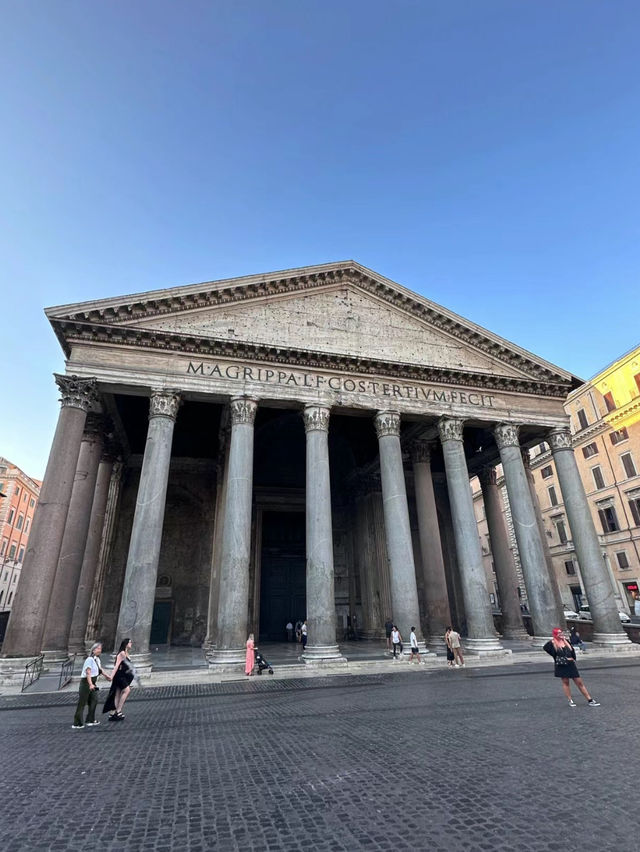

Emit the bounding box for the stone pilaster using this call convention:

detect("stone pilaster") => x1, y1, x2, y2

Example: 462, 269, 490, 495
114, 390, 181, 675
374, 411, 427, 655
411, 441, 451, 648
478, 465, 528, 639
437, 417, 506, 655
549, 427, 633, 650
301, 405, 345, 664
494, 423, 559, 643
41, 414, 106, 662
0, 375, 98, 672
208, 397, 258, 670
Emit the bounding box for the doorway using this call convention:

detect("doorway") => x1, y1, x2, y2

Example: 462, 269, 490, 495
150, 600, 172, 645
259, 511, 306, 641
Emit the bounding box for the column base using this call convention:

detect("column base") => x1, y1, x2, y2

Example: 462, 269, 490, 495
301, 644, 348, 666
67, 639, 86, 655
41, 649, 71, 668
207, 647, 245, 672
530, 635, 552, 648
0, 656, 43, 686
464, 637, 511, 657
109, 650, 152, 678
501, 628, 530, 641
592, 632, 638, 651
425, 636, 448, 653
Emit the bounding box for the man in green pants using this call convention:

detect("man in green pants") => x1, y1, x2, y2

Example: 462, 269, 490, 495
72, 642, 111, 729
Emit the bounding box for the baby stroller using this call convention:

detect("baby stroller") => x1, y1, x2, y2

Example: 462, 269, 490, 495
254, 648, 274, 675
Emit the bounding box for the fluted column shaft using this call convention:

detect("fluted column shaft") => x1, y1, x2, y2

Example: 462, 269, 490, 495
549, 427, 631, 647
411, 442, 451, 646
68, 452, 116, 653
438, 417, 504, 653
374, 411, 425, 651
209, 397, 258, 669
1, 375, 98, 661
478, 466, 527, 639
494, 423, 559, 640
41, 418, 106, 661
115, 390, 181, 673
302, 405, 344, 662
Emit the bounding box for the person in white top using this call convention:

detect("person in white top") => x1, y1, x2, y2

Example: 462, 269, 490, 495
408, 627, 421, 664
72, 642, 111, 729
391, 626, 403, 658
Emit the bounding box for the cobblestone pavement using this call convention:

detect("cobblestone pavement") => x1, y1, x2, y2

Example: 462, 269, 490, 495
1, 662, 637, 852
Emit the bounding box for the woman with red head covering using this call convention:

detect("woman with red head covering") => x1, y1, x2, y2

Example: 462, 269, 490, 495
543, 627, 600, 707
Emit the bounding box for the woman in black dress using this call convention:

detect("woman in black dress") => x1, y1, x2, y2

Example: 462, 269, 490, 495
103, 638, 135, 721
543, 627, 600, 708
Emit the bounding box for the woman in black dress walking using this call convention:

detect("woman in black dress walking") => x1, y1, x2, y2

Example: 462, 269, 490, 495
543, 627, 600, 708
103, 638, 135, 721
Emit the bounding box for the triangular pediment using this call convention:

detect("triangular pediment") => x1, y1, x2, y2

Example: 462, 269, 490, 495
46, 261, 578, 390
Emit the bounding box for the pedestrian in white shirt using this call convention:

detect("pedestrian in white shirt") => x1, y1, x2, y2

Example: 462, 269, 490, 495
72, 642, 111, 729
408, 627, 421, 664
391, 626, 403, 658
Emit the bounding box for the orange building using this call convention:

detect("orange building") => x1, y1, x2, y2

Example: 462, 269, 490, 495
0, 458, 41, 623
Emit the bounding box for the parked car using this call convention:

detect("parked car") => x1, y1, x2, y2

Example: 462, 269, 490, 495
563, 607, 580, 619
579, 605, 631, 623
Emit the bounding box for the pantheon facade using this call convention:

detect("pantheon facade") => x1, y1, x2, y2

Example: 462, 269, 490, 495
0, 262, 633, 679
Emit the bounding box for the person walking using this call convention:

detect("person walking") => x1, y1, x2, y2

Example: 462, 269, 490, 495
446, 626, 464, 667
408, 627, 421, 664
72, 642, 111, 729
384, 617, 394, 653
103, 638, 135, 721
286, 621, 294, 642
245, 633, 256, 676
391, 625, 403, 659
569, 625, 587, 653
543, 627, 600, 708
301, 620, 308, 650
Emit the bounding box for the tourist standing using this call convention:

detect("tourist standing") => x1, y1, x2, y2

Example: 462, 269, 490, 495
569, 626, 586, 653
286, 621, 294, 642
543, 627, 600, 708
391, 625, 403, 658
301, 621, 308, 649
384, 617, 394, 652
72, 642, 111, 729
103, 638, 135, 720
408, 627, 421, 664
446, 626, 464, 667
245, 633, 255, 676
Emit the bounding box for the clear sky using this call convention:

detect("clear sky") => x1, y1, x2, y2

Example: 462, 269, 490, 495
1, 1, 639, 479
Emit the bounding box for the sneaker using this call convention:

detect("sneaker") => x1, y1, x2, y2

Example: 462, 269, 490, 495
588, 699, 600, 707
71, 724, 84, 730
454, 663, 460, 668
86, 721, 100, 726
568, 699, 577, 707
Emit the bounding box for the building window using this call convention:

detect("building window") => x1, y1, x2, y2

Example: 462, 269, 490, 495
0, 591, 3, 605
14, 486, 20, 498
24, 518, 30, 533
603, 392, 616, 412
598, 506, 620, 533
8, 544, 16, 560
621, 453, 637, 479
0, 540, 6, 556
592, 466, 605, 490
554, 519, 568, 544
541, 466, 553, 479
7, 508, 14, 525
577, 409, 589, 429
582, 443, 598, 459
29, 498, 35, 508
22, 492, 26, 502
629, 497, 640, 526
7, 592, 12, 606
548, 486, 558, 507
565, 560, 576, 576
0, 482, 4, 493
610, 428, 629, 445
18, 547, 24, 562
16, 514, 24, 531
616, 551, 630, 570
538, 442, 547, 453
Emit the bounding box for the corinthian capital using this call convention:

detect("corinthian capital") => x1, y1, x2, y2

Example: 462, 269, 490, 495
229, 396, 258, 426
437, 417, 464, 443
303, 405, 330, 433
478, 465, 497, 488
374, 410, 401, 439
548, 427, 573, 452
55, 374, 99, 413
149, 389, 182, 421
410, 440, 433, 464
494, 422, 520, 450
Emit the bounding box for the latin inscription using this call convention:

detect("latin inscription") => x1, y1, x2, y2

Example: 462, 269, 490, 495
186, 361, 496, 407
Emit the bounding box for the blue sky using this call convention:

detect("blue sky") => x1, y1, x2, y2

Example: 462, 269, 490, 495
1, 1, 639, 479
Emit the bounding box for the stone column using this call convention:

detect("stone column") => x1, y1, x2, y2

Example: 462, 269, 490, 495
478, 466, 528, 639
301, 405, 345, 663
68, 448, 117, 654
204, 429, 230, 654
208, 397, 258, 670
0, 375, 98, 673
494, 423, 560, 642
522, 448, 566, 618
438, 417, 505, 655
41, 415, 106, 662
114, 390, 181, 675
411, 441, 451, 648
549, 427, 633, 649
374, 411, 427, 654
